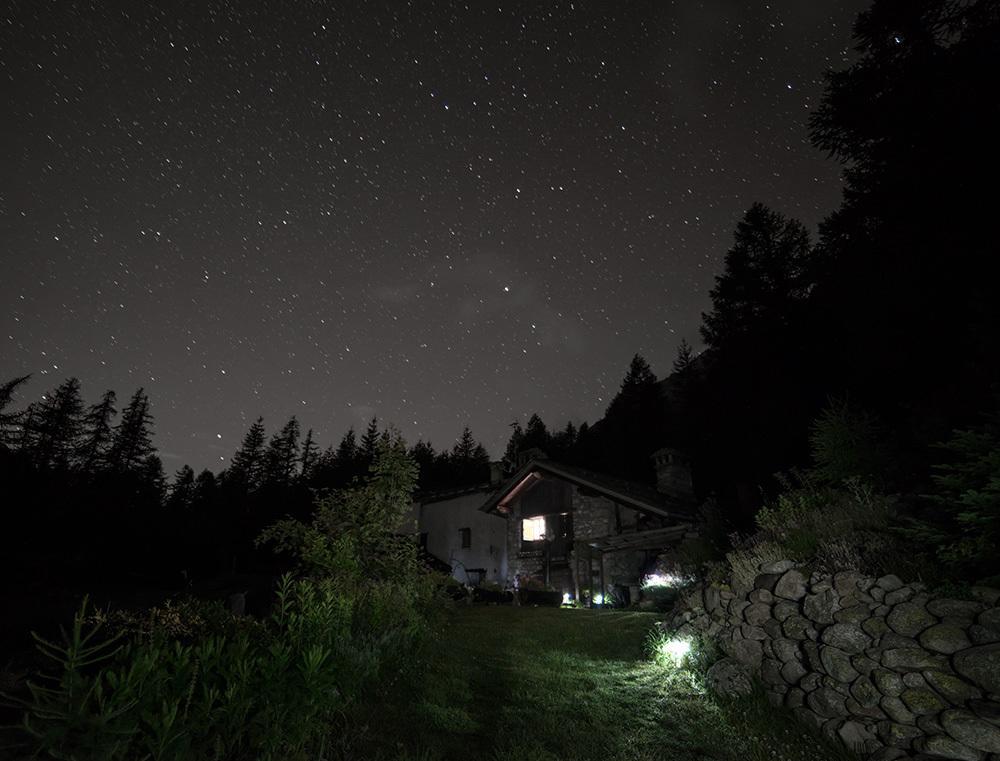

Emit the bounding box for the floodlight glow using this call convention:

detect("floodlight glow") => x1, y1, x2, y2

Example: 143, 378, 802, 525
562, 592, 571, 605
658, 637, 692, 662
642, 573, 681, 589
593, 593, 604, 605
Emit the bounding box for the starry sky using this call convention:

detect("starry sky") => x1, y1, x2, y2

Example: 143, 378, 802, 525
2, 1, 869, 473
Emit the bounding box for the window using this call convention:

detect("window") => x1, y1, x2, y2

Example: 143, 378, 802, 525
460, 527, 471, 548
522, 516, 546, 542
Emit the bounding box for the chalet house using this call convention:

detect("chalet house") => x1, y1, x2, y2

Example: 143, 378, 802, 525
411, 485, 509, 586
478, 448, 696, 604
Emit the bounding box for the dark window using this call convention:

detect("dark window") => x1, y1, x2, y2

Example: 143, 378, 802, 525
419, 532, 428, 549
460, 527, 471, 548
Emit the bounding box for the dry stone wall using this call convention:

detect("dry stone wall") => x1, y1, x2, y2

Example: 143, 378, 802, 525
664, 560, 1000, 760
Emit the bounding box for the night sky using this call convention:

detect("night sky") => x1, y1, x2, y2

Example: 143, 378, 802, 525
2, 1, 868, 473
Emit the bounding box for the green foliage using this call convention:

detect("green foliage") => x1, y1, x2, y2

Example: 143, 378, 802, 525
717, 472, 919, 585
809, 397, 893, 486
6, 435, 441, 760
906, 423, 1000, 582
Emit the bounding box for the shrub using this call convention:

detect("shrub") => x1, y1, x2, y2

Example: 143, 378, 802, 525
904, 422, 1000, 584
809, 397, 895, 487
5, 437, 440, 759
4, 583, 351, 761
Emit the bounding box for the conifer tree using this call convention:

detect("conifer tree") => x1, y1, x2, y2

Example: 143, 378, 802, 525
410, 439, 438, 489
0, 375, 30, 448
300, 428, 318, 480
228, 417, 266, 492
108, 388, 155, 473
606, 354, 658, 418
140, 454, 166, 502
360, 416, 380, 466
502, 421, 525, 473
672, 339, 695, 375
194, 469, 217, 503
78, 389, 117, 472
263, 416, 301, 486
168, 464, 196, 509
700, 203, 812, 351
523, 413, 550, 453
29, 377, 85, 470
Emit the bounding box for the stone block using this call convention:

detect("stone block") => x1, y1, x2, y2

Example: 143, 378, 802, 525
888, 601, 938, 637
954, 644, 1000, 695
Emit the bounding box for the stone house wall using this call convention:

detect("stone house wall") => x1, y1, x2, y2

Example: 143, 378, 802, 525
505, 486, 648, 594
665, 561, 1000, 760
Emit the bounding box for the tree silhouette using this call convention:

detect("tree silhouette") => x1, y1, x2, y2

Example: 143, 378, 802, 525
700, 203, 813, 351
0, 375, 30, 448
28, 377, 84, 470
78, 389, 117, 472
108, 388, 154, 473
300, 428, 318, 480
360, 416, 380, 467
168, 464, 196, 510
228, 417, 267, 492
672, 339, 695, 375
263, 416, 301, 486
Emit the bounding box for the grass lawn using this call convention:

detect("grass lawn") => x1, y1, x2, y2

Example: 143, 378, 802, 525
347, 606, 855, 761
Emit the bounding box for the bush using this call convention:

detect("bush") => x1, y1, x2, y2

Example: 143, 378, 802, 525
904, 422, 1000, 584
4, 437, 440, 759
720, 472, 919, 584
809, 397, 895, 487
5, 582, 352, 761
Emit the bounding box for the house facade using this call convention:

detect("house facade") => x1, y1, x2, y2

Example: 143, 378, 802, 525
412, 486, 508, 586
479, 450, 696, 604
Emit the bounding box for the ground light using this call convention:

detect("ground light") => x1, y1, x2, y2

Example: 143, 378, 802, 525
641, 572, 684, 589
657, 636, 692, 666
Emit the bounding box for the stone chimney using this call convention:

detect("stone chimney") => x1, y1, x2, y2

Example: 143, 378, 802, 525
652, 447, 694, 503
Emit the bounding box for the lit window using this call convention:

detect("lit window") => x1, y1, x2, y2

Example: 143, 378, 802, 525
522, 516, 546, 542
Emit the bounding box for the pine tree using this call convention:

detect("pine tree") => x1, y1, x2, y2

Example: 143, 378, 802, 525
228, 417, 266, 492
409, 439, 438, 489
78, 389, 117, 472
300, 428, 318, 480
108, 388, 155, 473
502, 421, 525, 473
449, 426, 490, 485
605, 355, 658, 418
451, 426, 477, 461
360, 416, 380, 466
194, 469, 217, 503
523, 413, 550, 453
168, 464, 196, 509
140, 454, 166, 502
700, 204, 812, 350
0, 375, 30, 448
672, 339, 695, 375
29, 377, 85, 470
263, 416, 301, 486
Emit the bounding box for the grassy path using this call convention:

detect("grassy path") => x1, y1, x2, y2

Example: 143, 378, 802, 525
354, 606, 852, 761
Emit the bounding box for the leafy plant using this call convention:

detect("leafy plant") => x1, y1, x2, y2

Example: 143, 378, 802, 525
905, 422, 1000, 583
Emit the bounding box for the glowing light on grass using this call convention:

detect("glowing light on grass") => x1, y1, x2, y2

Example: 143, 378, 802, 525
562, 592, 572, 605
660, 637, 691, 659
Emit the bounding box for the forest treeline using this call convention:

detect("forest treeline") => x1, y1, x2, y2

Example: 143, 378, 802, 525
0, 376, 497, 598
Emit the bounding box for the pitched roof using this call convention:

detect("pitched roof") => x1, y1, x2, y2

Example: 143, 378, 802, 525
478, 459, 696, 522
